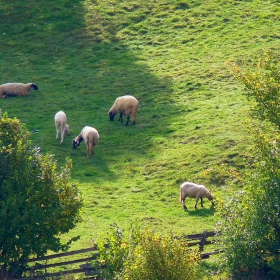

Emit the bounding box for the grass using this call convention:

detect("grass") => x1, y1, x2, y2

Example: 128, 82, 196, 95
0, 0, 279, 274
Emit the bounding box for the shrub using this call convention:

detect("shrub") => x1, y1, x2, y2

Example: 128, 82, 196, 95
121, 227, 200, 280
96, 224, 129, 279
95, 224, 200, 280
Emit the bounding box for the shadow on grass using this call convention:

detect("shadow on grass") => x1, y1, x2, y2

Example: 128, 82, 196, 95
199, 260, 226, 280
0, 0, 177, 185
184, 204, 216, 217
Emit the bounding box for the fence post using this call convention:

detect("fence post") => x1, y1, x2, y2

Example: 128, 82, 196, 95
199, 231, 207, 252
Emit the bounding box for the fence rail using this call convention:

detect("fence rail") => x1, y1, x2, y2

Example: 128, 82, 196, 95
19, 230, 223, 279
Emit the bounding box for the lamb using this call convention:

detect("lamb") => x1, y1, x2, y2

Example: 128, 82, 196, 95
72, 126, 99, 158
180, 181, 214, 210
0, 83, 39, 97
54, 111, 70, 144
108, 95, 139, 125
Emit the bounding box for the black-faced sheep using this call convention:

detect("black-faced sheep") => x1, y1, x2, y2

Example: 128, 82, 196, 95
0, 83, 38, 97
108, 95, 139, 126
72, 126, 99, 158
54, 111, 70, 144
180, 181, 214, 210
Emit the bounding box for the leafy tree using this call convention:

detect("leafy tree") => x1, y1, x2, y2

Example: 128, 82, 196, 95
0, 111, 83, 278
230, 49, 280, 127
218, 50, 280, 279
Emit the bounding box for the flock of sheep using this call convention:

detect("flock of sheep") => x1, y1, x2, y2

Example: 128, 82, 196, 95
1, 82, 214, 210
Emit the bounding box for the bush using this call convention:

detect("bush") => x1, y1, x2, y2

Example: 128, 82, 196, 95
95, 224, 200, 280
217, 170, 280, 279
96, 224, 129, 279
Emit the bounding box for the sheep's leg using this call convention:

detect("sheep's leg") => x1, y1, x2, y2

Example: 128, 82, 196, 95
131, 113, 136, 125
200, 198, 204, 208
119, 112, 123, 123
182, 197, 187, 210
60, 131, 64, 144
56, 129, 59, 140
195, 198, 199, 209
86, 142, 94, 158
86, 145, 90, 159
125, 115, 130, 126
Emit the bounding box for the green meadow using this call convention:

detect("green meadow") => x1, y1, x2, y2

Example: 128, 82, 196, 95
0, 0, 279, 254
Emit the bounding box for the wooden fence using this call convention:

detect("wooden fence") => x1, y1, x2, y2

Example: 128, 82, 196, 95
18, 230, 223, 279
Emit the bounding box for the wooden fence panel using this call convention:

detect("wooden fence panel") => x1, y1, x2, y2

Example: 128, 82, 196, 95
26, 246, 102, 262
19, 230, 223, 279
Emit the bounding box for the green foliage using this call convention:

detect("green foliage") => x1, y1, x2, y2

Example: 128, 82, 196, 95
217, 49, 280, 279
121, 227, 200, 280
96, 224, 129, 279
229, 49, 280, 128
0, 112, 83, 277
95, 224, 200, 280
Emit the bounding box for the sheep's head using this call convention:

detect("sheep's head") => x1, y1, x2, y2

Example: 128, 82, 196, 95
109, 111, 116, 121
208, 192, 214, 204
30, 83, 39, 90
72, 135, 84, 149
72, 139, 80, 149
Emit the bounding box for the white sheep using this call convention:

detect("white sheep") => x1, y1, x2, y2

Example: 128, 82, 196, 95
180, 182, 214, 209
54, 111, 70, 144
0, 83, 38, 97
72, 126, 99, 158
108, 95, 139, 125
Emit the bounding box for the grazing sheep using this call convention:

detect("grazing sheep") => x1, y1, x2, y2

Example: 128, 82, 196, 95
180, 182, 214, 210
0, 83, 38, 97
108, 95, 139, 126
72, 126, 99, 158
54, 111, 70, 144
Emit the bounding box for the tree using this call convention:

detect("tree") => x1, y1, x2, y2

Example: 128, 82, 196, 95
0, 111, 83, 278
230, 49, 280, 128
218, 50, 280, 279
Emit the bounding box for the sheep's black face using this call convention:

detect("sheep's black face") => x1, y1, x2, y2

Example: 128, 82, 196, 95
31, 83, 39, 90
109, 111, 115, 121
72, 139, 80, 149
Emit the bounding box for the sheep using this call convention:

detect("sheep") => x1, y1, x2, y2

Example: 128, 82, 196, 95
72, 126, 99, 158
54, 111, 70, 144
0, 83, 38, 97
180, 181, 214, 210
108, 95, 139, 126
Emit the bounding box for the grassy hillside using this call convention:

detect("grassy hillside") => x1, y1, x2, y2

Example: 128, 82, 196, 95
0, 0, 279, 251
